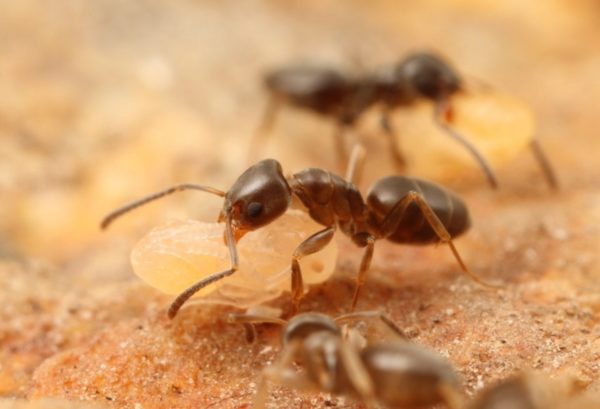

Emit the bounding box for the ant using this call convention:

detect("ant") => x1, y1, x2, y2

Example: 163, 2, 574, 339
227, 311, 464, 409
101, 145, 497, 319
253, 51, 558, 190
469, 371, 594, 409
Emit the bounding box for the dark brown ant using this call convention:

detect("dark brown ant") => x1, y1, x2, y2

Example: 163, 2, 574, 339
253, 52, 559, 190
101, 146, 498, 319
251, 65, 360, 168
227, 311, 464, 408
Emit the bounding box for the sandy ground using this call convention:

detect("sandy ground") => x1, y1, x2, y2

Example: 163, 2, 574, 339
1, 0, 600, 408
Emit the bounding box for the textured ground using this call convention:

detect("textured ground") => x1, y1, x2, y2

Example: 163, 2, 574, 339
1, 0, 600, 408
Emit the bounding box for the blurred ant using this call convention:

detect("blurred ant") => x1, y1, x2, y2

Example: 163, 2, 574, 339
253, 52, 558, 190
101, 146, 498, 319
469, 371, 593, 409
227, 311, 464, 409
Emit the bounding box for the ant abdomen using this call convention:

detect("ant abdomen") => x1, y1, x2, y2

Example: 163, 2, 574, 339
366, 176, 470, 244
264, 66, 353, 117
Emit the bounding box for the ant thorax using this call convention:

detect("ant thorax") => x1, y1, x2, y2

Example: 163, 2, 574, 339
131, 209, 337, 308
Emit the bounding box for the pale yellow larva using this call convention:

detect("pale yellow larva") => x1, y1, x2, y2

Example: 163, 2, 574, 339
395, 89, 535, 182
130, 209, 338, 308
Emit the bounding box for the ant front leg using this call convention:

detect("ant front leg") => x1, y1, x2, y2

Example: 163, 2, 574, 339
336, 339, 378, 408
290, 227, 336, 315
380, 108, 407, 171
380, 191, 500, 288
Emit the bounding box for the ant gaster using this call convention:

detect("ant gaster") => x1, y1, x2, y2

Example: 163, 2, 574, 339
254, 51, 558, 190
101, 146, 497, 319
227, 311, 464, 409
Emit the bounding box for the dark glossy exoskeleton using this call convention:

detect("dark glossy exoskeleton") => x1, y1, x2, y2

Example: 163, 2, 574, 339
101, 149, 497, 318
254, 52, 559, 190
227, 311, 464, 409
251, 65, 360, 168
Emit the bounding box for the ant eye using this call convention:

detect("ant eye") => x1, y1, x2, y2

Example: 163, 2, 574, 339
246, 202, 264, 219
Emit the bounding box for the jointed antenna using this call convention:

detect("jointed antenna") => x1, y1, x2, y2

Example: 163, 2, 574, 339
100, 184, 226, 230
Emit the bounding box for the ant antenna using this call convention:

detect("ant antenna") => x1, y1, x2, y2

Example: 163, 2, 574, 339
100, 184, 226, 229
167, 211, 239, 318
434, 99, 499, 189
529, 139, 559, 190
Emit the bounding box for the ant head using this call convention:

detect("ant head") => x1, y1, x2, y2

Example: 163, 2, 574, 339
397, 52, 461, 100
220, 159, 291, 242
282, 313, 341, 346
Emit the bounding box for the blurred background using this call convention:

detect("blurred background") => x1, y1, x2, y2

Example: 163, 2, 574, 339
2, 0, 600, 269
2, 0, 600, 406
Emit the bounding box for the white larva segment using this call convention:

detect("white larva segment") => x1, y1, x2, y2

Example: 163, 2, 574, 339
395, 90, 535, 181
130, 209, 338, 308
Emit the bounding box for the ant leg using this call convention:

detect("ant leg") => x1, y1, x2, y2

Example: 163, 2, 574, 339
380, 109, 407, 170
290, 227, 336, 315
437, 382, 465, 409
100, 184, 226, 229
434, 100, 499, 189
227, 313, 287, 343
382, 191, 501, 288
350, 235, 376, 311
248, 95, 282, 164
254, 341, 309, 409
345, 144, 366, 185
334, 122, 350, 171
334, 311, 406, 340
337, 340, 378, 408
529, 138, 559, 190
168, 216, 240, 318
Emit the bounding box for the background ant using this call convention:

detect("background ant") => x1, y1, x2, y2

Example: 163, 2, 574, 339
101, 146, 497, 319
469, 371, 597, 409
227, 311, 464, 409
253, 51, 558, 190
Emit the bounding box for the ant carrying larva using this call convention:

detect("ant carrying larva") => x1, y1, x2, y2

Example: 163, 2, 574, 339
253, 51, 558, 190
102, 145, 499, 319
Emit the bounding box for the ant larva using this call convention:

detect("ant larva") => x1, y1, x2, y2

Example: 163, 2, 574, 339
227, 311, 464, 409
101, 145, 498, 319
130, 210, 339, 309
253, 51, 558, 190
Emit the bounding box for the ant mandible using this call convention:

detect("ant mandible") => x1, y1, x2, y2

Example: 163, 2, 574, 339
227, 311, 464, 409
253, 51, 558, 190
101, 146, 498, 319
